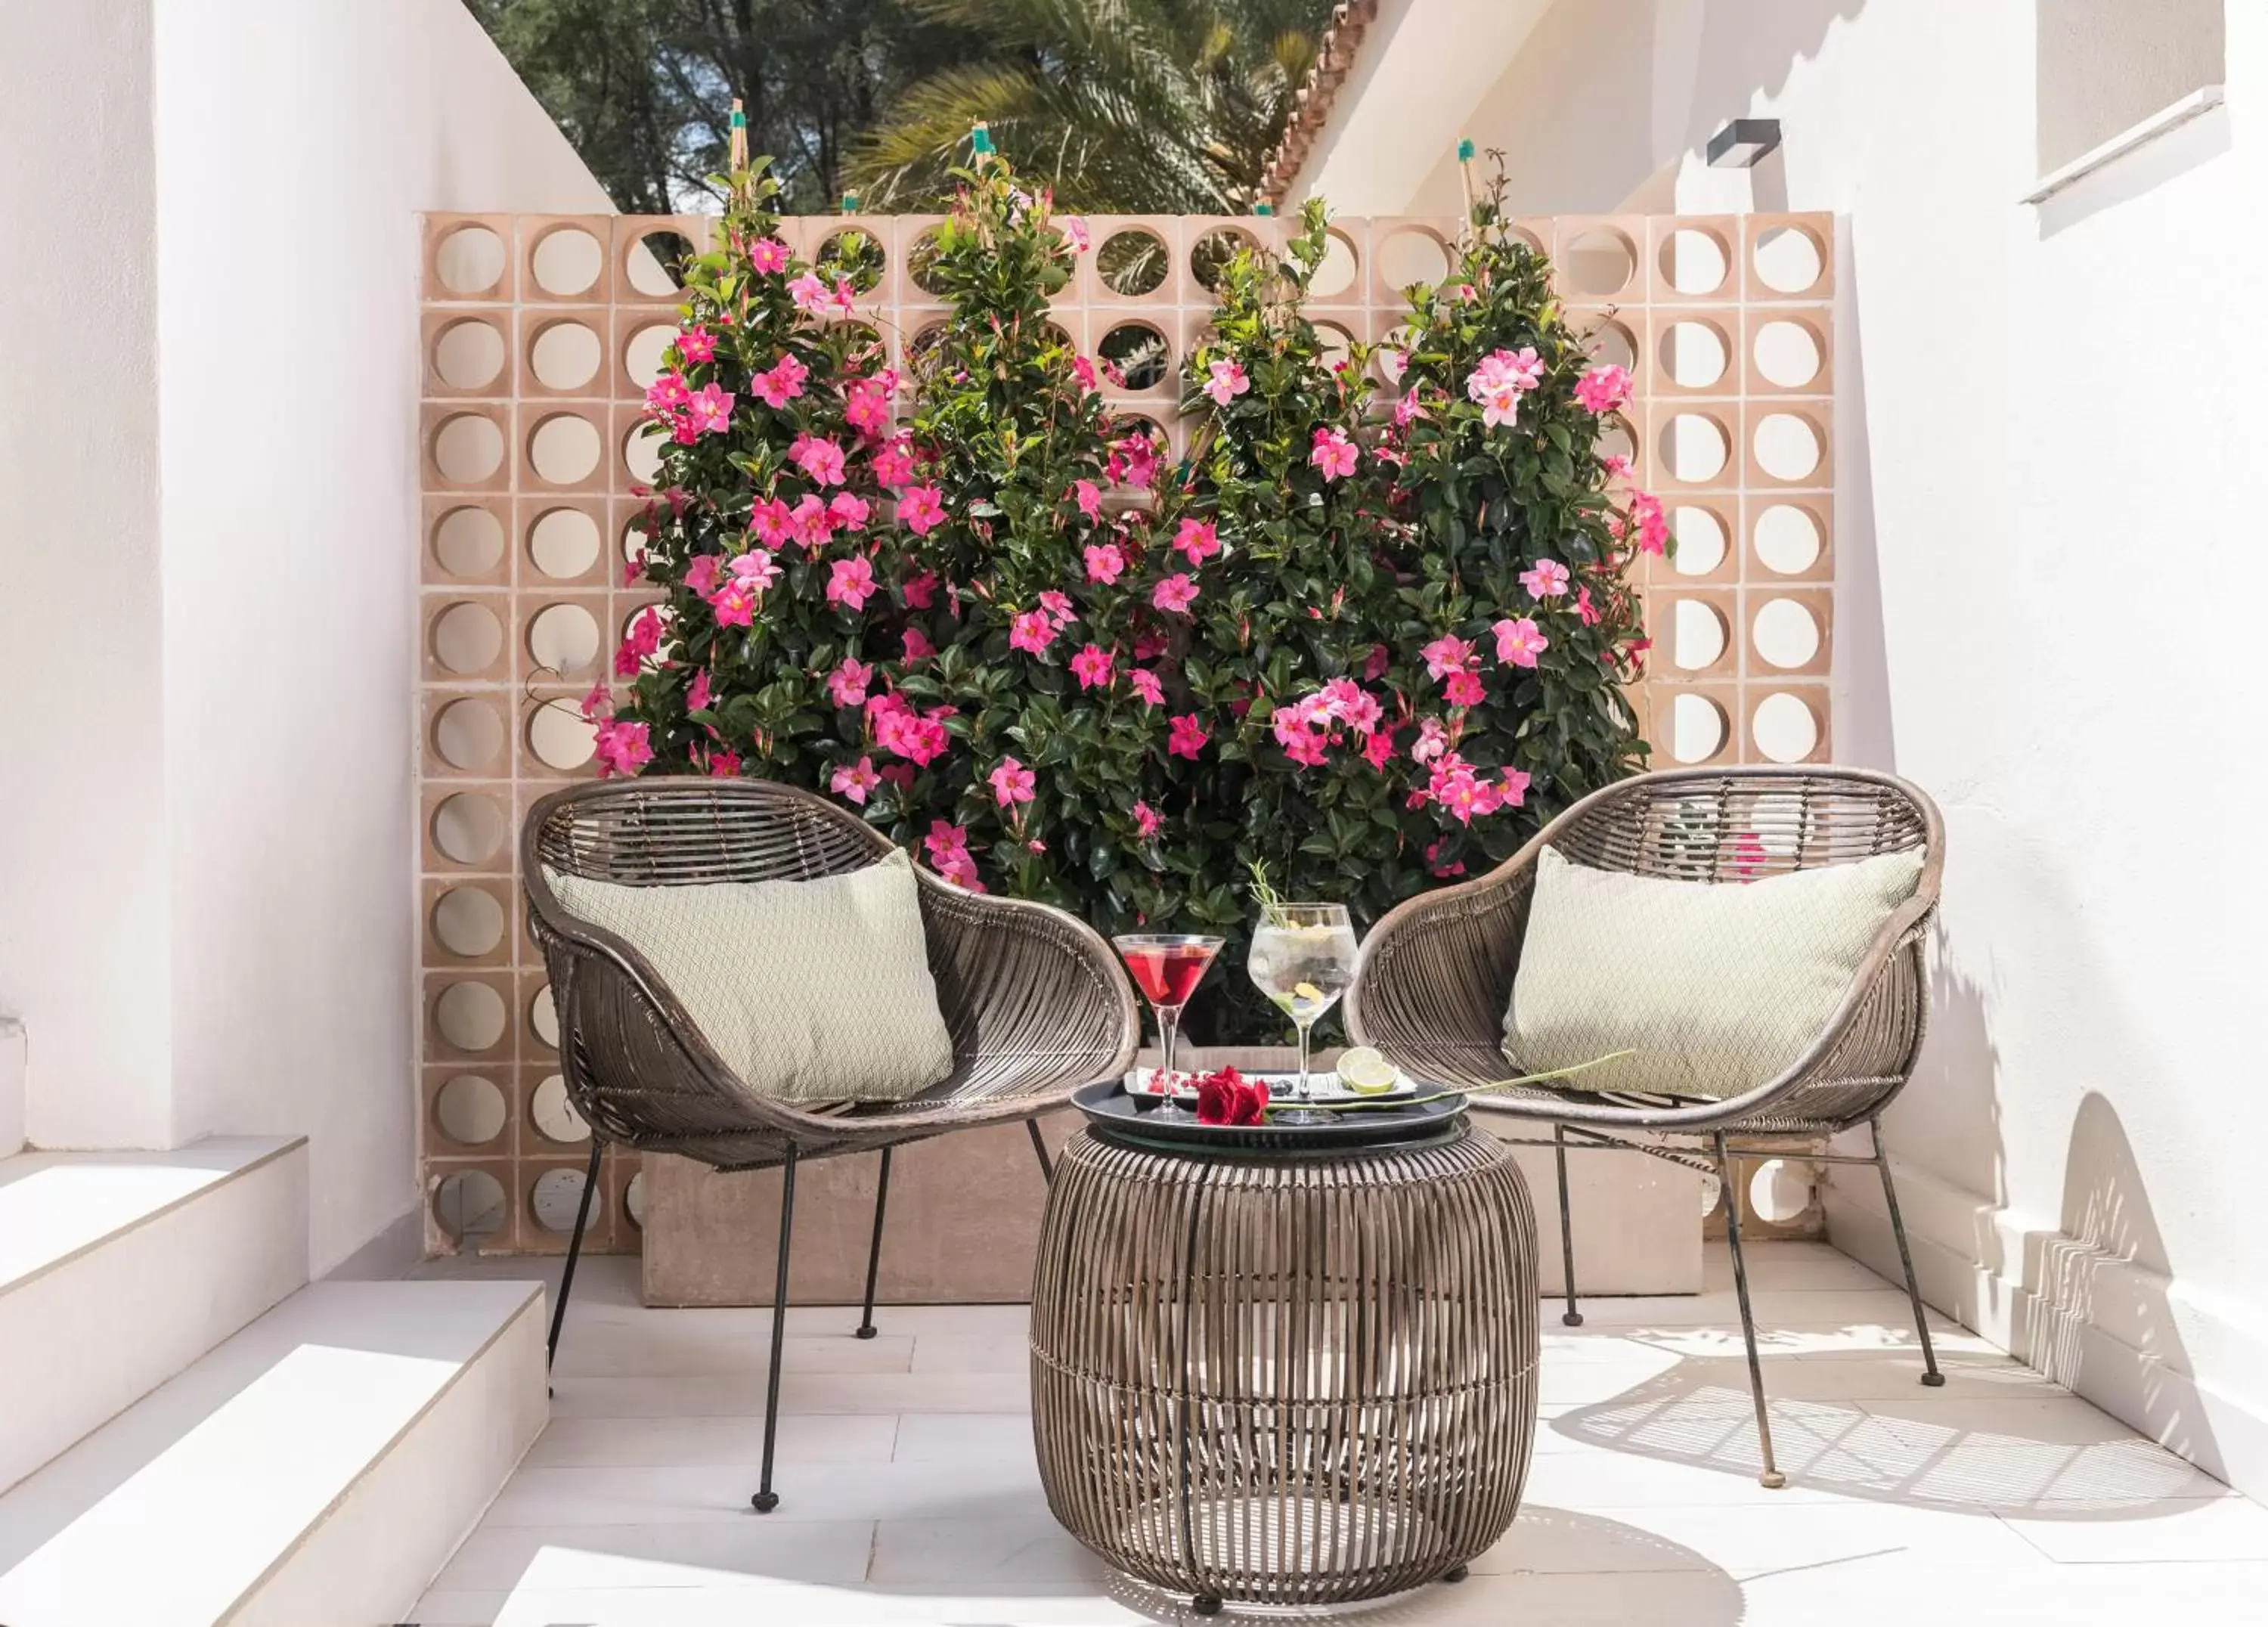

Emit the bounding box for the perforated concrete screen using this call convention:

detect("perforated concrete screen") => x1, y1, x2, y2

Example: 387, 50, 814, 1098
415, 208, 1836, 1254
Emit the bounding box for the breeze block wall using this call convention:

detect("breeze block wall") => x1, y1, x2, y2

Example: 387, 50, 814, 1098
414, 207, 1836, 1255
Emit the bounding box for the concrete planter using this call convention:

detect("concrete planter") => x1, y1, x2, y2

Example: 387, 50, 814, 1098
640, 1045, 1707, 1306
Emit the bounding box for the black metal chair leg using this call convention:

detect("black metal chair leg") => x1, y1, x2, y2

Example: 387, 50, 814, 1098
751, 1147, 798, 1514
856, 1147, 891, 1340
1715, 1133, 1785, 1489
1027, 1117, 1055, 1184
1872, 1119, 1946, 1387
1554, 1127, 1582, 1327
545, 1139, 604, 1376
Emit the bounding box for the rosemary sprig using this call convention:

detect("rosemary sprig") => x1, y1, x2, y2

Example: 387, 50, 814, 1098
1273, 1049, 1637, 1114
1246, 858, 1294, 930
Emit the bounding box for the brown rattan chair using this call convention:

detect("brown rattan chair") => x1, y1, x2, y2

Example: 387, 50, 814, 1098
522, 777, 1139, 1511
1346, 765, 1946, 1488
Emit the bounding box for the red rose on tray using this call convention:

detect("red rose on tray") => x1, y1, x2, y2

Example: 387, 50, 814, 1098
1194, 1065, 1269, 1127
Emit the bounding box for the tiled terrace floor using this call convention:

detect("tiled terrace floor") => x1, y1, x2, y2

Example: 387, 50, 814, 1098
410, 1242, 2268, 1625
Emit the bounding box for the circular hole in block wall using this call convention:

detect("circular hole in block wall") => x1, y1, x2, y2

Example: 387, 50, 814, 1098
528, 702, 597, 771
432, 885, 507, 957
905, 321, 950, 383
1660, 413, 1729, 483
531, 984, 560, 1049
623, 421, 663, 484
432, 414, 504, 484
628, 231, 696, 296
626, 1170, 647, 1229
1374, 323, 1419, 388
531, 320, 603, 392
435, 225, 506, 294
432, 506, 504, 577
624, 321, 676, 389
1310, 231, 1358, 299
531, 226, 604, 296
434, 1074, 507, 1146
531, 1074, 590, 1143
433, 318, 506, 391
1315, 323, 1354, 374
435, 981, 508, 1052
1754, 504, 1823, 574
908, 228, 948, 295
1098, 228, 1170, 296
1376, 228, 1451, 293
529, 507, 602, 579
531, 1167, 588, 1234
433, 1170, 508, 1244
431, 601, 504, 676
1699, 1169, 1724, 1219
1669, 692, 1728, 764
432, 792, 507, 866
528, 603, 603, 677
1754, 225, 1824, 294
1753, 319, 1821, 389
530, 413, 603, 485
816, 228, 885, 293
1594, 420, 1634, 467
1098, 321, 1171, 391
1659, 320, 1727, 389
1564, 228, 1636, 296
1672, 600, 1728, 671
1191, 228, 1256, 293
1588, 319, 1637, 374
1754, 411, 1822, 482
434, 698, 507, 772
1671, 507, 1727, 575
1752, 598, 1822, 670
1752, 691, 1821, 762
1658, 228, 1729, 295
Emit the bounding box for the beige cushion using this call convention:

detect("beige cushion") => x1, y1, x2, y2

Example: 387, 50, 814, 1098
544, 849, 953, 1104
1504, 844, 1925, 1099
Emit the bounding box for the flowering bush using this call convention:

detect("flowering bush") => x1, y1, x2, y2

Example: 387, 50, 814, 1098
608, 152, 1661, 1042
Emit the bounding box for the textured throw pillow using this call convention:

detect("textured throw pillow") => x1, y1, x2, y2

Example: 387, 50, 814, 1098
544, 849, 953, 1104
1503, 844, 1925, 1099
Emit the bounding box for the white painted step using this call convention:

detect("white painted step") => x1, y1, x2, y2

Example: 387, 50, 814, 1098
0, 1278, 547, 1627
0, 1136, 308, 1492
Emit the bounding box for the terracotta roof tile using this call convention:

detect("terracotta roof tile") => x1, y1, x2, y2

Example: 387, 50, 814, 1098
1262, 0, 1380, 203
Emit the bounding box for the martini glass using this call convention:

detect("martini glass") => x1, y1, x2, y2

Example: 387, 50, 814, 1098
1247, 903, 1359, 1126
1112, 934, 1225, 1120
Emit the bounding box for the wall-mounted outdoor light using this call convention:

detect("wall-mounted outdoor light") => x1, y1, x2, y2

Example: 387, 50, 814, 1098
1707, 117, 1783, 167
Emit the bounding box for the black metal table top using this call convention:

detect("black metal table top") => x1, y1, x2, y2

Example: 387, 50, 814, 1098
1070, 1079, 1467, 1157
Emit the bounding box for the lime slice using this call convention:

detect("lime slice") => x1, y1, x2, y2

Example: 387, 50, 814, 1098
1337, 1046, 1396, 1095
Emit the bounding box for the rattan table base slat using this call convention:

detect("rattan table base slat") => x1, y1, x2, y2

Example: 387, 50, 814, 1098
1029, 1121, 1539, 1609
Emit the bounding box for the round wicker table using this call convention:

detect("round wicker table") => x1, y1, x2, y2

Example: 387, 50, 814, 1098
1029, 1090, 1540, 1613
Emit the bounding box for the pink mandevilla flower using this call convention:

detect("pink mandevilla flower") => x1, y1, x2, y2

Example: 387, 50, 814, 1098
1132, 800, 1162, 838
787, 272, 829, 314
1167, 714, 1209, 759
1519, 558, 1571, 599
1444, 670, 1486, 707
1500, 767, 1532, 807
1203, 359, 1250, 407
1069, 643, 1114, 690
1172, 519, 1220, 565
832, 756, 881, 805
903, 627, 934, 659
1309, 426, 1358, 482
683, 554, 721, 597
686, 668, 714, 714
646, 373, 690, 412
1493, 616, 1551, 668
748, 497, 792, 545
708, 747, 742, 779
1419, 634, 1474, 681
593, 718, 652, 778
748, 237, 790, 274
1152, 574, 1200, 615
1130, 668, 1164, 707
1083, 542, 1125, 584
1575, 364, 1633, 415
789, 494, 835, 548
826, 556, 876, 612
896, 484, 947, 536
988, 757, 1037, 807
1070, 480, 1103, 522
1009, 609, 1058, 657
686, 383, 734, 437
828, 491, 871, 531
871, 435, 918, 488
826, 657, 872, 708
730, 548, 780, 592
901, 570, 938, 609
677, 327, 717, 364
790, 434, 847, 488
1038, 590, 1077, 628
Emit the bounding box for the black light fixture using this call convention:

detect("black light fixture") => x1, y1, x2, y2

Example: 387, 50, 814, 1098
1707, 117, 1783, 168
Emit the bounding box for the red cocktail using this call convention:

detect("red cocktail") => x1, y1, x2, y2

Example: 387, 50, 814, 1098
1111, 934, 1225, 1120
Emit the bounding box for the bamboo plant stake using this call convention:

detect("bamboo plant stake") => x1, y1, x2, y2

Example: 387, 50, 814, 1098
1456, 136, 1478, 242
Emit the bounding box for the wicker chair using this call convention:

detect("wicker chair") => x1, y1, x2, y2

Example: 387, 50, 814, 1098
1346, 765, 1946, 1489
522, 777, 1139, 1511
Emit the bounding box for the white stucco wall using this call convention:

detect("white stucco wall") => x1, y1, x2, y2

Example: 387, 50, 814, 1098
1290, 0, 2268, 1497
0, 0, 178, 1151
151, 0, 613, 1272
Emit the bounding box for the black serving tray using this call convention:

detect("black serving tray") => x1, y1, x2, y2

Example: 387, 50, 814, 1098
1072, 1079, 1467, 1157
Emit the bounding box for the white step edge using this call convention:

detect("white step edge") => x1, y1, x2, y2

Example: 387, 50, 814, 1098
0, 1278, 549, 1627
0, 1136, 308, 1492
